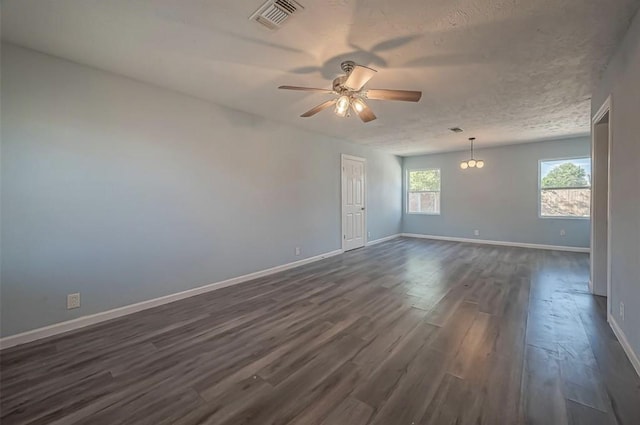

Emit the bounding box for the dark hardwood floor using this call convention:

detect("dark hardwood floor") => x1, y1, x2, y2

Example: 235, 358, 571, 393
1, 237, 639, 424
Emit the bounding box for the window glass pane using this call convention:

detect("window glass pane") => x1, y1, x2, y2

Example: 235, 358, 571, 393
541, 188, 590, 217
409, 170, 440, 192
408, 192, 440, 214
540, 158, 591, 189
540, 158, 591, 218
408, 169, 441, 214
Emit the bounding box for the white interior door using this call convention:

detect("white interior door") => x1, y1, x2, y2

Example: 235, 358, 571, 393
591, 99, 611, 301
591, 118, 609, 296
342, 155, 366, 251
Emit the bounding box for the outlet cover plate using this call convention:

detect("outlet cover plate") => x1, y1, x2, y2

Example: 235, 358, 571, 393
67, 293, 81, 309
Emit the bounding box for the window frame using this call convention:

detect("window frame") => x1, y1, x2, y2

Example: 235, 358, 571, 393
406, 168, 442, 215
538, 156, 591, 220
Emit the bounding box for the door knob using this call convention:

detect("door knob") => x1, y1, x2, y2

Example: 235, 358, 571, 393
361, 207, 365, 210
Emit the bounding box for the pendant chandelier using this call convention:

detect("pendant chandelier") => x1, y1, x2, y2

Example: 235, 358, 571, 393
460, 137, 484, 169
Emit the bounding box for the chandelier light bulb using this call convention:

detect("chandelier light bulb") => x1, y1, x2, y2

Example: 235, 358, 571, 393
468, 159, 477, 168
476, 160, 485, 168
335, 95, 350, 117
460, 161, 469, 169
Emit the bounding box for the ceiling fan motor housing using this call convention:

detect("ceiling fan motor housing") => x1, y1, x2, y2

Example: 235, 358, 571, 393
333, 76, 349, 93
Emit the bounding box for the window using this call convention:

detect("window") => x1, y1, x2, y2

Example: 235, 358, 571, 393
539, 158, 591, 218
407, 169, 441, 214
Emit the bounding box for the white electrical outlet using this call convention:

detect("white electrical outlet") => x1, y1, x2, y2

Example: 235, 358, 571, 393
560, 229, 566, 236
368, 231, 371, 238
67, 293, 80, 309
295, 247, 301, 256
474, 230, 480, 236
620, 302, 625, 321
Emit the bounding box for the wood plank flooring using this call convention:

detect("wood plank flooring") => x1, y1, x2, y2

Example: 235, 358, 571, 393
1, 237, 639, 424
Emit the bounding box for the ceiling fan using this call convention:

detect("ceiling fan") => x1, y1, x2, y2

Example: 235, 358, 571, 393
278, 61, 422, 123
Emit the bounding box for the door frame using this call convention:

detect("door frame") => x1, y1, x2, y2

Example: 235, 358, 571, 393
341, 154, 367, 251
590, 95, 612, 317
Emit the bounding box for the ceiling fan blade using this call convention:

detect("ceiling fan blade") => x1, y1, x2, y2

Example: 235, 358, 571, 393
365, 89, 422, 102
344, 65, 377, 91
279, 85, 334, 94
352, 99, 377, 123
300, 99, 337, 117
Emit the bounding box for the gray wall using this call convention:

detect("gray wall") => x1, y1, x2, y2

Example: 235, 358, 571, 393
402, 138, 591, 248
0, 44, 402, 337
591, 10, 640, 361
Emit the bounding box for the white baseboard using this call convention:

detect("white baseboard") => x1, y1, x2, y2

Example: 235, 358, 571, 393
401, 233, 590, 253
0, 248, 344, 350
366, 233, 401, 246
608, 314, 640, 377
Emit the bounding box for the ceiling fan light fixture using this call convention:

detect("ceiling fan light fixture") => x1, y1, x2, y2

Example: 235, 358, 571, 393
468, 159, 477, 168
335, 95, 350, 117
476, 160, 485, 168
460, 161, 469, 169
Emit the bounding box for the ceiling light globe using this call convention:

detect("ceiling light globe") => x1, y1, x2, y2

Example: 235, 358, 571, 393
335, 96, 350, 117
460, 161, 469, 169
476, 160, 484, 168
468, 159, 477, 168
353, 98, 365, 112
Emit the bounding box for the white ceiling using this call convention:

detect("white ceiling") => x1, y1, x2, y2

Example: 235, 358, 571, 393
2, 0, 639, 155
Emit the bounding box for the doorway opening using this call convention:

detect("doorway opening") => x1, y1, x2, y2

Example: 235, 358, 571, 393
591, 97, 611, 311
341, 154, 367, 251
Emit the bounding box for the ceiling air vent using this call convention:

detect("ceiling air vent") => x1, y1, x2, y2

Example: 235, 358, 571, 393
249, 0, 304, 30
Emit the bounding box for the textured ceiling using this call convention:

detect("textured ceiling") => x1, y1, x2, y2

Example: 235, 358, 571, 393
2, 0, 639, 155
